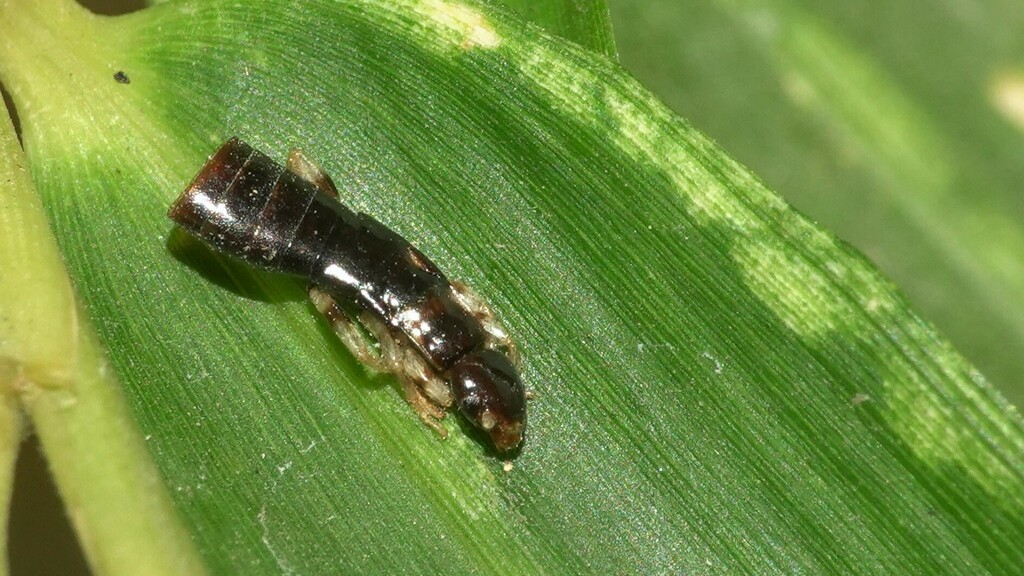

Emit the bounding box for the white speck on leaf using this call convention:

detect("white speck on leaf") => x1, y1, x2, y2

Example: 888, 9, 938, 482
702, 351, 723, 374
258, 504, 295, 575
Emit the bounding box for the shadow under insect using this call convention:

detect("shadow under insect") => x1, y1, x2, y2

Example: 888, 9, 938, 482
168, 226, 390, 396
166, 226, 306, 304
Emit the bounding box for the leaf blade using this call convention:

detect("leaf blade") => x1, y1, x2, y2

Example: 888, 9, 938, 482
1, 0, 1022, 573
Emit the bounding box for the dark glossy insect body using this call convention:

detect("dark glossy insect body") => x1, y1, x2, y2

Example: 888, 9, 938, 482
168, 138, 526, 452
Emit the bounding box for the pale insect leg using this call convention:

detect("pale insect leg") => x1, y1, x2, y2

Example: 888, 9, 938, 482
286, 148, 340, 198
308, 287, 387, 372
357, 313, 452, 438
450, 280, 535, 399
450, 279, 521, 369
294, 151, 376, 364
295, 153, 394, 372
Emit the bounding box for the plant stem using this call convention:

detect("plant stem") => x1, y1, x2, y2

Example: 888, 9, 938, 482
0, 395, 23, 576
20, 331, 207, 576
0, 8, 208, 570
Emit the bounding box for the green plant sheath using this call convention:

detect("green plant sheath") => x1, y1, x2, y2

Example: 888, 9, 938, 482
0, 113, 29, 576
0, 0, 1022, 574
0, 58, 205, 576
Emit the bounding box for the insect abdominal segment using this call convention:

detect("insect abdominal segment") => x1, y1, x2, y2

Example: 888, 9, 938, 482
168, 138, 526, 452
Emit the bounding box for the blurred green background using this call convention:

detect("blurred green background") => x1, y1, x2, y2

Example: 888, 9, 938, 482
609, 0, 1024, 410
6, 0, 1022, 574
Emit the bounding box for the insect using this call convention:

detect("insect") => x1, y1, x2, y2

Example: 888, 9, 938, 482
167, 138, 527, 452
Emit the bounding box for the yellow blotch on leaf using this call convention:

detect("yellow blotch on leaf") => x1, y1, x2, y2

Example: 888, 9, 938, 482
421, 0, 501, 49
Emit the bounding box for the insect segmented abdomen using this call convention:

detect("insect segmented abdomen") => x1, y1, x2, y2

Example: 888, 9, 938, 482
169, 138, 486, 368
168, 137, 356, 276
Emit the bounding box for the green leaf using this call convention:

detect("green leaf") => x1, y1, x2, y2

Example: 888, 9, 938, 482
1, 0, 1022, 573
611, 0, 1024, 408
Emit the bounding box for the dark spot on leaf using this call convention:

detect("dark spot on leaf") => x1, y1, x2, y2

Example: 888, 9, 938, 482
113, 71, 130, 84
